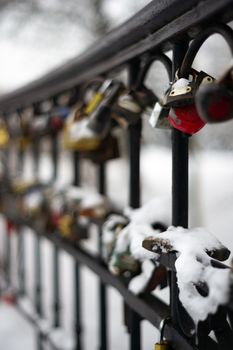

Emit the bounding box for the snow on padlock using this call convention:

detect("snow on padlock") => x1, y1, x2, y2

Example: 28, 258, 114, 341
142, 226, 231, 324
108, 197, 170, 294
102, 214, 129, 263
169, 104, 205, 135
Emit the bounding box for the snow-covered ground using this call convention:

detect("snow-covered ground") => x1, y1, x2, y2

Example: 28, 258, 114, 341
1, 144, 233, 349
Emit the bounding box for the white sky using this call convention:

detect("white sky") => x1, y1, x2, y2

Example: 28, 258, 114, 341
0, 0, 151, 93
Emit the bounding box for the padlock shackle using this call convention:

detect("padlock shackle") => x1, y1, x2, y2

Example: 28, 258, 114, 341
135, 53, 172, 90
159, 316, 171, 342
180, 23, 233, 78
78, 77, 106, 107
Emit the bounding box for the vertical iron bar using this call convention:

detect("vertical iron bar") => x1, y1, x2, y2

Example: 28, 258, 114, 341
73, 151, 82, 350
128, 120, 142, 350
3, 147, 11, 288
18, 226, 25, 295
51, 135, 58, 181
32, 139, 43, 350
5, 220, 11, 287
98, 162, 107, 350
18, 148, 25, 177
33, 139, 40, 180
17, 147, 26, 295
171, 42, 195, 338
53, 246, 60, 327
128, 59, 141, 350
51, 135, 61, 330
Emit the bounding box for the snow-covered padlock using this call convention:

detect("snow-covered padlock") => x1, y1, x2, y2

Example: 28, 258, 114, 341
142, 226, 231, 324
109, 248, 141, 277
196, 64, 233, 123
102, 214, 129, 263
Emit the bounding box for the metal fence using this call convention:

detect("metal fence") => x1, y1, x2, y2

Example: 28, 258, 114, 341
1, 1, 233, 349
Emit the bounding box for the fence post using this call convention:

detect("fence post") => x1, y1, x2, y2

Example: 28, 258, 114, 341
51, 135, 61, 332
98, 162, 108, 350
171, 41, 196, 340
32, 139, 43, 350
73, 151, 83, 350
17, 145, 26, 296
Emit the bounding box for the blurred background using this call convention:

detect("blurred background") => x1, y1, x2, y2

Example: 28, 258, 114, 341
0, 1, 233, 350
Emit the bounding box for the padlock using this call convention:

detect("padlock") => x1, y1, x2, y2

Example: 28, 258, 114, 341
11, 179, 39, 194
155, 317, 171, 350
163, 70, 214, 135
63, 107, 102, 151
149, 102, 170, 129
30, 114, 50, 136
111, 86, 157, 128
109, 249, 141, 276
0, 119, 10, 148
168, 105, 205, 135
84, 79, 113, 115
163, 70, 198, 108
102, 214, 129, 263
50, 106, 70, 132
58, 213, 74, 237
81, 134, 119, 163
57, 200, 88, 241
154, 341, 170, 350
87, 81, 123, 137
18, 119, 32, 149
196, 64, 233, 123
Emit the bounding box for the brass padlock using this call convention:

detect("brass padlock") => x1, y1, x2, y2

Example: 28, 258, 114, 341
0, 119, 10, 148
155, 317, 171, 350
154, 341, 170, 350
81, 134, 119, 163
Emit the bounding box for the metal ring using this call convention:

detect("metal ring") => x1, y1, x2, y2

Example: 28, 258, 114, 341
136, 53, 172, 88
159, 316, 171, 342
180, 23, 233, 78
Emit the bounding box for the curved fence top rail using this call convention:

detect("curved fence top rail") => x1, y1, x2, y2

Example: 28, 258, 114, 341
0, 0, 233, 112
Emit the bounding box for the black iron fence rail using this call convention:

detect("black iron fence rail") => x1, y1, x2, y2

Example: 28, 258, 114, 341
0, 1, 233, 350
0, 0, 232, 111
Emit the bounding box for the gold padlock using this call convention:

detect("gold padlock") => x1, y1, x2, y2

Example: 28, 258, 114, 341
154, 317, 171, 350
154, 341, 170, 350
0, 120, 9, 148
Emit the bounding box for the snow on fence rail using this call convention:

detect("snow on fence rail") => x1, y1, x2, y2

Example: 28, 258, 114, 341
0, 1, 233, 350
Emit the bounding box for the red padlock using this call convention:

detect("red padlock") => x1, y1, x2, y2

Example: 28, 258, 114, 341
169, 104, 205, 135
51, 115, 64, 131
196, 63, 233, 124
6, 220, 15, 235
